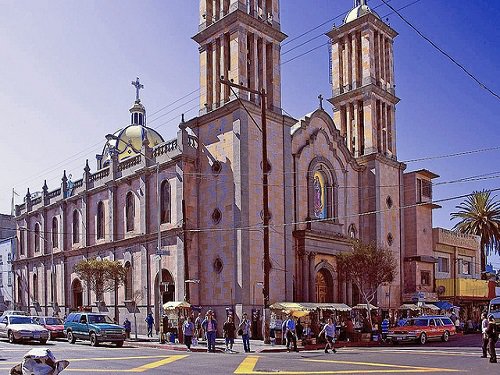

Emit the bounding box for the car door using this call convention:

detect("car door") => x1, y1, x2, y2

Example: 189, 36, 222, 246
0, 316, 8, 338
428, 319, 438, 339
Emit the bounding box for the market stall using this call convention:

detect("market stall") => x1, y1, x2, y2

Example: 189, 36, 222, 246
162, 301, 191, 343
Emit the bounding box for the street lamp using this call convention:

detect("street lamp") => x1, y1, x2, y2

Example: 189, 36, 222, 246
19, 227, 55, 315
105, 133, 162, 341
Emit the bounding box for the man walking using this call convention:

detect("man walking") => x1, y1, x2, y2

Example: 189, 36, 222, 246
284, 314, 298, 352
238, 313, 251, 353
486, 315, 498, 363
202, 310, 218, 353
223, 315, 236, 352
145, 313, 154, 338
123, 318, 132, 339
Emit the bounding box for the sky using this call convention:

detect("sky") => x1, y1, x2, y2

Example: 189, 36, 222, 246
0, 0, 499, 265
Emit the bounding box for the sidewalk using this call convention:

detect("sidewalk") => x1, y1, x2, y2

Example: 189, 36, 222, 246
125, 334, 386, 353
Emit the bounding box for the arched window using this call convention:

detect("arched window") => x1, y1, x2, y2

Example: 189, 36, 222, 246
126, 192, 135, 232
34, 223, 41, 252
52, 217, 58, 248
160, 181, 171, 224
312, 171, 328, 219
19, 229, 25, 255
72, 210, 80, 244
124, 261, 133, 300
308, 161, 337, 221
97, 201, 105, 239
33, 273, 38, 302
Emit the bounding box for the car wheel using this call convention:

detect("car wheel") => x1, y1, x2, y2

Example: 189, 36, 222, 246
116, 341, 124, 348
419, 333, 427, 345
8, 331, 16, 344
442, 331, 449, 342
67, 331, 76, 344
90, 333, 99, 347
40, 339, 47, 344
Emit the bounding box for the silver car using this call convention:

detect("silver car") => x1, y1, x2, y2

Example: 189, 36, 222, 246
0, 315, 49, 344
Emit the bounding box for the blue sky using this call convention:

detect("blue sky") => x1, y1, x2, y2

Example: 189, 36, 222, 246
1, 0, 499, 265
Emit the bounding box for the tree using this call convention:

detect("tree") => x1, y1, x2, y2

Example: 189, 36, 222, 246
74, 258, 127, 303
337, 240, 398, 329
451, 190, 500, 274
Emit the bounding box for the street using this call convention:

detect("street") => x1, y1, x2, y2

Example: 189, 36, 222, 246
0, 334, 497, 374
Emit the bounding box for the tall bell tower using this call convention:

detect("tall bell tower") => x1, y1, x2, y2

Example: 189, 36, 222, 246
193, 0, 285, 114
327, 0, 399, 159
327, 1, 404, 309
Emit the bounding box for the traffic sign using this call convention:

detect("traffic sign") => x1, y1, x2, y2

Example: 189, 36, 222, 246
156, 250, 169, 256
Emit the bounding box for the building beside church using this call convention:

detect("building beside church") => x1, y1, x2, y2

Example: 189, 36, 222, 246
12, 0, 439, 333
0, 213, 15, 312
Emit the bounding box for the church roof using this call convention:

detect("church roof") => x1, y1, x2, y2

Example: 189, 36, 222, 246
344, 0, 380, 24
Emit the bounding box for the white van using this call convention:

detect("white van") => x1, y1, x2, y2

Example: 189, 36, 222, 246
487, 297, 500, 325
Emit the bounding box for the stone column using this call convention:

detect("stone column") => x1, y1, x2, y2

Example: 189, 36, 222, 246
308, 252, 316, 302
331, 41, 340, 94
302, 251, 309, 301
347, 281, 353, 306
347, 34, 353, 90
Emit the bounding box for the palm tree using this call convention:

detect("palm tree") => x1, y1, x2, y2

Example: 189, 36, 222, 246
451, 190, 500, 274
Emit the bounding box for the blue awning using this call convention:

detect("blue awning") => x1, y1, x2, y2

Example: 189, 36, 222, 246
433, 301, 453, 310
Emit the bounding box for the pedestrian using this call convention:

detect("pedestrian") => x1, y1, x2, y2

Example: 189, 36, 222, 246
283, 314, 298, 352
182, 316, 195, 352
381, 317, 389, 342
145, 312, 154, 338
486, 315, 498, 363
319, 317, 337, 353
481, 312, 489, 358
123, 318, 132, 339
238, 312, 251, 353
296, 319, 303, 340
202, 310, 218, 353
223, 315, 236, 352
195, 312, 203, 340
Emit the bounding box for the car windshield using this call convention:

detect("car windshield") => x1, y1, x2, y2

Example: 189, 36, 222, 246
405, 319, 428, 327
45, 317, 63, 325
490, 304, 500, 313
10, 316, 33, 324
88, 315, 114, 324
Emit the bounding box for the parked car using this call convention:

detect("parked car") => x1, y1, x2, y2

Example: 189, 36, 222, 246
63, 312, 125, 347
0, 310, 28, 320
32, 316, 65, 340
0, 315, 50, 344
387, 315, 456, 344
487, 297, 500, 326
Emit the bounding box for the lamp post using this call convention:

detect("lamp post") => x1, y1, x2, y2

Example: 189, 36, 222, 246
20, 227, 55, 315
105, 133, 162, 340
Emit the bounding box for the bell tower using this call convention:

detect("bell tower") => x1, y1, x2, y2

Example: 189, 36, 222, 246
193, 0, 286, 114
327, 0, 399, 159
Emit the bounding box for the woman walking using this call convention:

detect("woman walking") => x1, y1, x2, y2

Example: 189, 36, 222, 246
182, 316, 195, 352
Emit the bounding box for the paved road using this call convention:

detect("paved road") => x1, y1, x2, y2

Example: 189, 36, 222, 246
0, 335, 497, 374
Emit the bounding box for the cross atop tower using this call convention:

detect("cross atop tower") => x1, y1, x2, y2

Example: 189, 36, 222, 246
131, 77, 144, 102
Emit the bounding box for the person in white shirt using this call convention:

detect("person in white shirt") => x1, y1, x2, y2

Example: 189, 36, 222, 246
481, 312, 489, 358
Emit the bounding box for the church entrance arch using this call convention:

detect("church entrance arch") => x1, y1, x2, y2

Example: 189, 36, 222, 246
71, 278, 83, 309
315, 268, 334, 303
154, 269, 174, 328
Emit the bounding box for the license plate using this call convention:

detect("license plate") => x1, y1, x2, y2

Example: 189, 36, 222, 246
397, 337, 402, 341
34, 332, 40, 338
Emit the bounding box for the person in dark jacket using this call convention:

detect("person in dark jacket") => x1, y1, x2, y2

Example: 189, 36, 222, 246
486, 315, 498, 363
223, 315, 236, 352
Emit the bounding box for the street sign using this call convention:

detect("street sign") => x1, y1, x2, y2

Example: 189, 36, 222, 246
156, 250, 169, 256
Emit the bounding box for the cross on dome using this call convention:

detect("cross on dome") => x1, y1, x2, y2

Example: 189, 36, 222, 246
131, 77, 144, 102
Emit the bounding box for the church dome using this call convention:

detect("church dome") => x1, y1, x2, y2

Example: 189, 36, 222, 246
344, 0, 380, 24
102, 123, 164, 164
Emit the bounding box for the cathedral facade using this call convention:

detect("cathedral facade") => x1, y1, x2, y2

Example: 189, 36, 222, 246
12, 0, 438, 333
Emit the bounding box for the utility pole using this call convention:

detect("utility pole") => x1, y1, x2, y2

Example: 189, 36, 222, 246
220, 77, 270, 342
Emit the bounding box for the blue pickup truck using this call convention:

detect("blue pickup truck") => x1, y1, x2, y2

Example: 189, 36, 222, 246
63, 312, 126, 347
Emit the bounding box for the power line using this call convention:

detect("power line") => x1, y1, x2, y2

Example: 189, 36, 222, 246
379, 0, 500, 101
402, 146, 500, 163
